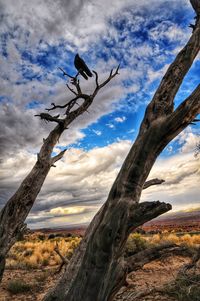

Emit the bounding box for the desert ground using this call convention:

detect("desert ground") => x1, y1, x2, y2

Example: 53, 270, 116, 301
0, 228, 200, 301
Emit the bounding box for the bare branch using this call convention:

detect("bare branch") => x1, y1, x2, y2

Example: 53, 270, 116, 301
109, 69, 113, 78
66, 84, 78, 96
35, 113, 64, 125
54, 242, 70, 274
51, 149, 67, 164
139, 17, 200, 135
54, 242, 69, 265
153, 17, 200, 111
92, 70, 99, 88
45, 94, 88, 114
168, 84, 200, 133
69, 75, 82, 95
62, 66, 120, 123
128, 201, 171, 232
58, 67, 74, 79
92, 65, 120, 97
143, 178, 165, 190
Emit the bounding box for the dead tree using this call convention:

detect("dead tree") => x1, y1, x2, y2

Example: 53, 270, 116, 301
0, 67, 120, 282
43, 4, 200, 301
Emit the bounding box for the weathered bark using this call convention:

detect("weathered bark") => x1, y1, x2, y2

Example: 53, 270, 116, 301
0, 69, 119, 282
143, 178, 165, 190
52, 179, 165, 275
43, 7, 200, 301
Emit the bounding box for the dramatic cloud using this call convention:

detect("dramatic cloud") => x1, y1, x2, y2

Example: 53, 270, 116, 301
1, 131, 199, 228
1, 0, 199, 228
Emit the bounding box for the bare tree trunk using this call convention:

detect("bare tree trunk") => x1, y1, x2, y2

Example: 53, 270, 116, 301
0, 125, 63, 281
0, 69, 119, 282
43, 9, 200, 301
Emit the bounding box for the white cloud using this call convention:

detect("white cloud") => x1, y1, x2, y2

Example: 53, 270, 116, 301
92, 130, 102, 136
114, 116, 126, 123
143, 151, 200, 212
176, 129, 200, 154
106, 123, 115, 129
1, 0, 198, 229
0, 0, 194, 160
0, 140, 132, 227
1, 133, 200, 228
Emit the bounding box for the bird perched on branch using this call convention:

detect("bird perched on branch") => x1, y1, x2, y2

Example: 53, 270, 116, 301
190, 0, 200, 15
74, 54, 93, 80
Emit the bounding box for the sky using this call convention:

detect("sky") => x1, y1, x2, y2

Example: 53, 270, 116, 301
0, 0, 200, 229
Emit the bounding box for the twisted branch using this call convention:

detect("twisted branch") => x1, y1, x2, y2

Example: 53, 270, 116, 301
40, 66, 120, 121
34, 113, 64, 124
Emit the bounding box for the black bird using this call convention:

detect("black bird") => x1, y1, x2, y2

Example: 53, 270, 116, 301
190, 0, 200, 14
74, 54, 93, 80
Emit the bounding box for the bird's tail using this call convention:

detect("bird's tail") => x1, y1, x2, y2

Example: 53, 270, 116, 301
84, 66, 93, 77
79, 69, 88, 80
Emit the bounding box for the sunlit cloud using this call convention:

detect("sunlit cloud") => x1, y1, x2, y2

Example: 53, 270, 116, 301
0, 0, 199, 228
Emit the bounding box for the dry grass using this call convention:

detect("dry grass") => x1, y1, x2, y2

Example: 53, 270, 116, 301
7, 235, 81, 269
164, 273, 200, 301
125, 232, 200, 257
148, 233, 200, 247
7, 232, 200, 271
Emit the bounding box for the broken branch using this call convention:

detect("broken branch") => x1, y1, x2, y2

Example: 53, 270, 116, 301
35, 113, 63, 125
128, 201, 172, 231
54, 242, 69, 265
143, 178, 165, 190
51, 149, 67, 164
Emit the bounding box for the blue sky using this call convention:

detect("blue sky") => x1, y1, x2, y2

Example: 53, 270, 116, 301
0, 0, 199, 228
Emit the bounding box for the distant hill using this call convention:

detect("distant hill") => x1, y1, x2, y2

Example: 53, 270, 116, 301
143, 208, 200, 232
33, 224, 88, 236
32, 208, 200, 235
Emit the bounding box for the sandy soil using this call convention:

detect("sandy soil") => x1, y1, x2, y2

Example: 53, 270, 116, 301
114, 255, 191, 301
0, 267, 58, 301
0, 255, 191, 301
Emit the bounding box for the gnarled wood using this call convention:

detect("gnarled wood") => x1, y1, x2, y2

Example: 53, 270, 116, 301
43, 3, 200, 301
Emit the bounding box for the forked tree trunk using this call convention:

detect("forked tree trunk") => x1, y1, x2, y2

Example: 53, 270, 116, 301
43, 10, 200, 301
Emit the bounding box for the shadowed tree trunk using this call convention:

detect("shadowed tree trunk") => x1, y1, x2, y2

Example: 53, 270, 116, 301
43, 5, 200, 301
0, 68, 120, 282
